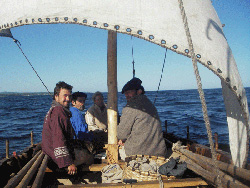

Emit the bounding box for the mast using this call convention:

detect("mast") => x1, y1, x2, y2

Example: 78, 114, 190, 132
106, 30, 118, 164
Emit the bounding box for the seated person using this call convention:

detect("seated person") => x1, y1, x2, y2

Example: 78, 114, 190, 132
85, 91, 107, 132
42, 82, 93, 175
117, 78, 167, 160
70, 92, 93, 142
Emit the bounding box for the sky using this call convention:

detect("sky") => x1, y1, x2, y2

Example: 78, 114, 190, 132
0, 0, 249, 93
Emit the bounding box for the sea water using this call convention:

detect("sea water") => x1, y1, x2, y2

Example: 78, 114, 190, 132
0, 88, 249, 160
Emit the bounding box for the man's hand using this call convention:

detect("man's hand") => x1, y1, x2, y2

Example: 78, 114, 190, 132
118, 139, 125, 146
68, 164, 77, 175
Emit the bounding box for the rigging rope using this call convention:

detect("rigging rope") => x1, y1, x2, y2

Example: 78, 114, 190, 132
131, 35, 135, 78
178, 0, 222, 187
154, 48, 167, 104
13, 39, 52, 97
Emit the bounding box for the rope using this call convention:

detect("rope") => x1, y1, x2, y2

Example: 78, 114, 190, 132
178, 0, 222, 187
131, 35, 135, 78
13, 39, 52, 97
157, 174, 164, 188
154, 48, 167, 104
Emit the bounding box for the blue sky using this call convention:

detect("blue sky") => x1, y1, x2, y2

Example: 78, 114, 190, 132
0, 0, 249, 93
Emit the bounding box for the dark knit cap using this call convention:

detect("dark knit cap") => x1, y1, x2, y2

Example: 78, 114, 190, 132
121, 77, 145, 94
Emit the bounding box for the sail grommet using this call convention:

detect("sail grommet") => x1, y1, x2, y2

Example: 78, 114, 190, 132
73, 18, 77, 22
104, 23, 109, 27
19, 20, 22, 24
115, 25, 120, 30
126, 28, 131, 32
196, 54, 201, 59
207, 61, 212, 65
226, 78, 230, 82
25, 19, 28, 23
38, 18, 42, 22
15, 22, 18, 25
173, 45, 178, 49
64, 17, 68, 21
185, 49, 189, 53
137, 30, 142, 35
10, 23, 13, 27
46, 18, 50, 22
83, 19, 87, 23
93, 21, 97, 25
233, 86, 237, 91
217, 68, 222, 73
32, 19, 35, 23
161, 40, 166, 44
55, 17, 59, 21
149, 35, 154, 40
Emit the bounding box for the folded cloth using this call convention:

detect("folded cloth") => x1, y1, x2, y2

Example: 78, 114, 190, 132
159, 157, 187, 177
101, 164, 123, 183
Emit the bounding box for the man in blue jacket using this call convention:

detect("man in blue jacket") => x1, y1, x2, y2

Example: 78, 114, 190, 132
70, 92, 93, 142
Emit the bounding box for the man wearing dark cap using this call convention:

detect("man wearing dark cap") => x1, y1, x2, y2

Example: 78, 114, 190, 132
117, 78, 167, 159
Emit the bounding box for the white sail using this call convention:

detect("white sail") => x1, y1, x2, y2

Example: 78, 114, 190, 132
0, 0, 249, 167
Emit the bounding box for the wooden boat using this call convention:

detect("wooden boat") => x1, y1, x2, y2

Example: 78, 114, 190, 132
0, 0, 249, 187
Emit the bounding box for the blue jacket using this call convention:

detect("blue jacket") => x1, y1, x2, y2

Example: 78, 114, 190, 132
70, 107, 93, 141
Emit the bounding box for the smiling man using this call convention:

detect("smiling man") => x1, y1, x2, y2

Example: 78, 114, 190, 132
42, 81, 77, 175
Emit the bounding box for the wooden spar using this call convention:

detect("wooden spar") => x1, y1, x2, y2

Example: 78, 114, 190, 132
178, 147, 250, 182
172, 143, 250, 187
214, 132, 218, 150
17, 152, 45, 188
6, 139, 9, 158
181, 155, 248, 188
32, 154, 49, 188
4, 150, 42, 188
107, 30, 118, 164
31, 131, 33, 146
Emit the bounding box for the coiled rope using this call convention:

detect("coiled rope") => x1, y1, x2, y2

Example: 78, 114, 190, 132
178, 0, 222, 187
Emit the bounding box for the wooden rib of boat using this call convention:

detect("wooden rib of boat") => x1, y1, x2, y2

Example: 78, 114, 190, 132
0, 0, 250, 187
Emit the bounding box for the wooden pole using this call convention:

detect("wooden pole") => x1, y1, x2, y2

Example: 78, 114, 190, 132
6, 139, 9, 158
173, 144, 250, 187
5, 150, 42, 188
17, 152, 45, 188
32, 155, 49, 188
31, 131, 34, 146
107, 30, 118, 164
179, 147, 250, 183
214, 132, 218, 150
